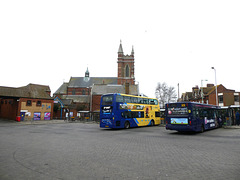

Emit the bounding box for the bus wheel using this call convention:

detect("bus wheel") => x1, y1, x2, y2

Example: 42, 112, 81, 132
124, 121, 130, 129
150, 120, 154, 126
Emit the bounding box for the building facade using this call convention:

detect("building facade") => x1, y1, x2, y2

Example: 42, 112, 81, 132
180, 83, 240, 107
53, 42, 138, 120
0, 84, 54, 121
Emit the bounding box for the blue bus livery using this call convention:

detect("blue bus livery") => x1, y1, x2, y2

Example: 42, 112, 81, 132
165, 102, 221, 132
100, 93, 160, 129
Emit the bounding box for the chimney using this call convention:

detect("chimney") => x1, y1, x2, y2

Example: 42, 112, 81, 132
192, 85, 199, 91
207, 84, 214, 88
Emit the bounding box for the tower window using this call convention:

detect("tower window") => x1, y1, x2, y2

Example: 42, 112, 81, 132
125, 65, 130, 77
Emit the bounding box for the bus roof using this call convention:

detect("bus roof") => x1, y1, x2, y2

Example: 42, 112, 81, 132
166, 102, 218, 108
102, 93, 157, 100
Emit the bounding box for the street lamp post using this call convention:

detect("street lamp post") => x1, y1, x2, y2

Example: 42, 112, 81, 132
211, 67, 218, 106
201, 79, 208, 103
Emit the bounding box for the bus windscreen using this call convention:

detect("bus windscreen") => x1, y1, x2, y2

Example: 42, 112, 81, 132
102, 95, 113, 105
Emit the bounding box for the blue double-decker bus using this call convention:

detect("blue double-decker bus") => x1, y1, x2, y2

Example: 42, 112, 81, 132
165, 102, 221, 132
100, 93, 160, 129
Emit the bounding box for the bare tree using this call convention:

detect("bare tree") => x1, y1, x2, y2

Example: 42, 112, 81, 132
155, 82, 177, 108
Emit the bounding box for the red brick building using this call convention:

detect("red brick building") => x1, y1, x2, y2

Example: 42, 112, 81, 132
181, 84, 240, 107
53, 42, 138, 120
0, 84, 53, 121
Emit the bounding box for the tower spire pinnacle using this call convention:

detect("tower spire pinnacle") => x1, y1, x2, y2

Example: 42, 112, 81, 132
118, 40, 123, 53
131, 45, 134, 55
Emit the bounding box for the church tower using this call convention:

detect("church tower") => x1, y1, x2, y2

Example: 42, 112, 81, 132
117, 41, 135, 85
84, 67, 90, 82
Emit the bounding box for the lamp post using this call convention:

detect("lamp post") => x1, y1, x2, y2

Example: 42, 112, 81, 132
211, 67, 218, 106
201, 79, 208, 103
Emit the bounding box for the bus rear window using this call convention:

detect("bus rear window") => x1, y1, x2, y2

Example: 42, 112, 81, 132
102, 95, 113, 105
168, 107, 188, 115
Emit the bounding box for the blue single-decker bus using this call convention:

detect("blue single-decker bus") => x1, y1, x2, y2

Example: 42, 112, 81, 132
165, 102, 221, 132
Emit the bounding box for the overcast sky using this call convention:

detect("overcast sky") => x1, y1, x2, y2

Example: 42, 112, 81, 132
1, 0, 240, 98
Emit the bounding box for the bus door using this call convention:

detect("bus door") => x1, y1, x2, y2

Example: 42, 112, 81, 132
192, 106, 202, 130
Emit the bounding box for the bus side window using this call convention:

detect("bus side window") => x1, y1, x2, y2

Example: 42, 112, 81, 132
203, 110, 207, 117
143, 99, 148, 104
122, 111, 144, 118
131, 97, 138, 104
207, 109, 211, 119
124, 96, 131, 103
196, 108, 199, 117
193, 107, 199, 118
199, 108, 204, 118
132, 111, 138, 118
116, 95, 124, 102
150, 100, 155, 105
122, 111, 132, 118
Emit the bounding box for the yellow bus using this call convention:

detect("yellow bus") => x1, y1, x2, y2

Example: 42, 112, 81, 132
100, 93, 160, 128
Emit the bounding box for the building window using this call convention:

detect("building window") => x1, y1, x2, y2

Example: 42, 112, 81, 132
218, 95, 223, 104
234, 95, 239, 102
37, 101, 42, 106
72, 89, 76, 95
82, 89, 85, 95
26, 100, 32, 106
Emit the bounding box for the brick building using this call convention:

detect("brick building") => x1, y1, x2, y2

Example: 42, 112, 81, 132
53, 42, 138, 120
181, 84, 240, 106
0, 84, 53, 120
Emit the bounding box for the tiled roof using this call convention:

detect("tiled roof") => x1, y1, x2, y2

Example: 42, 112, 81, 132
54, 82, 69, 94
61, 95, 89, 103
0, 84, 52, 99
54, 77, 119, 95
92, 84, 138, 95
206, 85, 219, 96
68, 77, 118, 88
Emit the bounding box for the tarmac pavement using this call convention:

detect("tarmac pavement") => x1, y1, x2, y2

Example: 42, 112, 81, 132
0, 122, 240, 180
